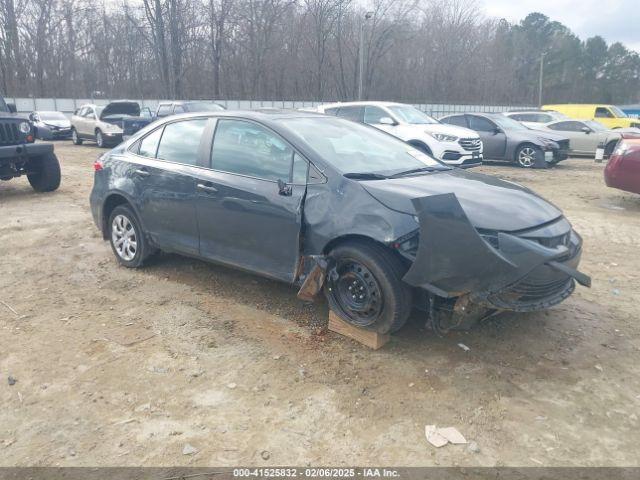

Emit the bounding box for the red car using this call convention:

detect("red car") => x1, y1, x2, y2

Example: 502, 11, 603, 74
605, 133, 640, 195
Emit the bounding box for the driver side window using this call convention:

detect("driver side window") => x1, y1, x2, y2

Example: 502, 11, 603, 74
468, 115, 496, 132
211, 119, 294, 182
364, 106, 388, 125
595, 107, 613, 118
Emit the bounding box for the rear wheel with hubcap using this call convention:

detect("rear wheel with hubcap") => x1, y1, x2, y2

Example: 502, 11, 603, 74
325, 240, 412, 334
108, 205, 153, 268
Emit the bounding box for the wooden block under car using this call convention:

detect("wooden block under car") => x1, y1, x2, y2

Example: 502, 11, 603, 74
328, 310, 390, 350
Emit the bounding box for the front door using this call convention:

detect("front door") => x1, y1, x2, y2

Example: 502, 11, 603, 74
195, 118, 305, 282
129, 118, 209, 255
468, 115, 506, 159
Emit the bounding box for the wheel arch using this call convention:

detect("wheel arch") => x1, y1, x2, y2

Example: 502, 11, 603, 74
321, 234, 409, 267
407, 139, 432, 155
101, 192, 143, 239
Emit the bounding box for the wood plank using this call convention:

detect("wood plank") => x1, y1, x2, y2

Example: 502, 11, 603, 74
328, 310, 390, 350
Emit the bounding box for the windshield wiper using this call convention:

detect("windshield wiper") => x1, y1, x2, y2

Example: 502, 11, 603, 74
389, 166, 445, 178
343, 172, 389, 180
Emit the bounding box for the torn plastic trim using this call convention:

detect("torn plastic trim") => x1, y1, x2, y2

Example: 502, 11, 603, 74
402, 193, 591, 299
296, 255, 335, 301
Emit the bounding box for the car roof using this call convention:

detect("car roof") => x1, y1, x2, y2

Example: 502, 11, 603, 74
158, 109, 324, 122
319, 101, 405, 109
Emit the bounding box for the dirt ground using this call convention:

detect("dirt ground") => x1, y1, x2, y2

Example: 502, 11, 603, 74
1, 141, 640, 467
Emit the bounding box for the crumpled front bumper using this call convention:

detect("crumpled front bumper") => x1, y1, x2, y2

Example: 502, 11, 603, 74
402, 194, 590, 312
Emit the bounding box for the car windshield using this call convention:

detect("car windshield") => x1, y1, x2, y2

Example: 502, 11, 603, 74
281, 116, 450, 176
585, 120, 607, 131
388, 105, 439, 124
185, 102, 224, 112
0, 97, 8, 112
38, 111, 67, 121
610, 106, 628, 118
492, 115, 528, 131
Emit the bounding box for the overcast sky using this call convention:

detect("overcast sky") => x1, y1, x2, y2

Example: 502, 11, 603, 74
482, 0, 640, 52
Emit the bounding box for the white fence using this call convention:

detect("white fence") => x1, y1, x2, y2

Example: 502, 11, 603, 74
5, 97, 532, 118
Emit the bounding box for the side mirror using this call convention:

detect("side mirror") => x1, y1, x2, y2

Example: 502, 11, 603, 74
277, 178, 292, 196
7, 103, 17, 113
492, 127, 502, 135
379, 116, 396, 126
581, 126, 592, 134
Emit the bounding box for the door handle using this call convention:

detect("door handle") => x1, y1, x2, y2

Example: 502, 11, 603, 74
134, 168, 150, 177
197, 183, 218, 194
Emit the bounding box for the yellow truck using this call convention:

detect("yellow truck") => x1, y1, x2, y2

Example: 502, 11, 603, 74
543, 104, 640, 129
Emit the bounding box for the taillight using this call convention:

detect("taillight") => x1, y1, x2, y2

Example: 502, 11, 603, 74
94, 160, 103, 171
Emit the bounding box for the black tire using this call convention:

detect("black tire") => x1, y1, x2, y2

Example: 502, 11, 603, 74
71, 128, 83, 145
27, 152, 61, 192
325, 240, 413, 334
515, 143, 543, 168
95, 129, 106, 148
107, 204, 152, 268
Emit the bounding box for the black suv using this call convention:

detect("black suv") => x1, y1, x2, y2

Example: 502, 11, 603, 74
0, 95, 61, 192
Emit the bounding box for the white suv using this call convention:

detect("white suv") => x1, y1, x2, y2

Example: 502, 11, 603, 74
316, 101, 483, 167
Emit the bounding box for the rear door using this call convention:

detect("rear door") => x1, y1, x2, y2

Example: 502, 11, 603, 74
194, 118, 306, 282
128, 118, 210, 255
468, 115, 506, 159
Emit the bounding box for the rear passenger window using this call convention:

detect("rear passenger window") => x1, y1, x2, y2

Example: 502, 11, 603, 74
138, 127, 163, 157
443, 115, 467, 127
156, 119, 207, 165
549, 121, 583, 132
211, 119, 294, 182
336, 106, 363, 122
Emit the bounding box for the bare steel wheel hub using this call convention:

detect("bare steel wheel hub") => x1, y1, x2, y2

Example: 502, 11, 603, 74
111, 214, 138, 261
329, 260, 383, 327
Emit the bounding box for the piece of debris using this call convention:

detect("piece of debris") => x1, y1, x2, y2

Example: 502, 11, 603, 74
457, 343, 470, 352
0, 300, 18, 316
273, 355, 282, 360
2, 439, 15, 447
438, 426, 467, 444
409, 383, 415, 387
425, 425, 448, 448
261, 450, 271, 460
611, 289, 621, 296
134, 403, 151, 412
595, 364, 603, 372
7, 376, 17, 386
467, 441, 480, 453
425, 425, 467, 448
227, 383, 237, 389
182, 443, 198, 455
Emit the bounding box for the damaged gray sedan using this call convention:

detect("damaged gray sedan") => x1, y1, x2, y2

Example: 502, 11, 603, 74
89, 111, 590, 334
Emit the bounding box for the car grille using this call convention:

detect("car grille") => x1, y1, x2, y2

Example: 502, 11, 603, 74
0, 120, 21, 145
459, 138, 481, 152
503, 276, 573, 303
527, 232, 571, 249
557, 139, 569, 151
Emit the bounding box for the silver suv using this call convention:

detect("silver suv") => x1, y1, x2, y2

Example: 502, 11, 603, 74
71, 101, 140, 148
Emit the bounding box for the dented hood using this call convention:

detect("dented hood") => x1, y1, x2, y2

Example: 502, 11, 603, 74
360, 169, 562, 232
